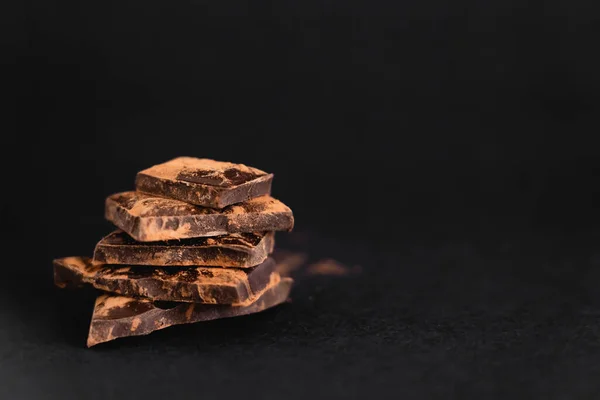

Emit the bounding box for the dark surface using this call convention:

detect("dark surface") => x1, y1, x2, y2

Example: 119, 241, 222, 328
4, 0, 600, 398
4, 229, 600, 398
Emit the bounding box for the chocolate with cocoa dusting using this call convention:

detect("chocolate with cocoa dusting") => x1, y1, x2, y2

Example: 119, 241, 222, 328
86, 277, 292, 347
136, 157, 273, 208
53, 256, 277, 304
105, 191, 294, 242
94, 230, 274, 268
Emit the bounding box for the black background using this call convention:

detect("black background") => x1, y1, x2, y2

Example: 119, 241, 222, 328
3, 0, 600, 398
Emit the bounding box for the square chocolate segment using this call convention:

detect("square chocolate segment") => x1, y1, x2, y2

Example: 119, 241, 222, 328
135, 157, 273, 208
94, 230, 274, 268
86, 277, 293, 347
53, 256, 278, 304
105, 191, 294, 242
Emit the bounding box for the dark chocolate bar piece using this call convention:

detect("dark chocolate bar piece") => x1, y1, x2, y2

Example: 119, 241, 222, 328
94, 230, 274, 267
105, 191, 294, 242
87, 277, 292, 347
53, 256, 277, 304
135, 157, 273, 208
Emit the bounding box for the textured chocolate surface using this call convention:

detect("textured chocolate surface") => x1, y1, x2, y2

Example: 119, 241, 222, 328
105, 191, 294, 242
94, 230, 274, 267
53, 256, 277, 303
87, 277, 292, 347
136, 157, 273, 208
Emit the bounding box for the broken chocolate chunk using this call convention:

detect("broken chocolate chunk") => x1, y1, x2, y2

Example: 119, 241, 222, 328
53, 256, 277, 304
93, 230, 274, 267
86, 277, 292, 347
105, 191, 294, 242
135, 157, 273, 208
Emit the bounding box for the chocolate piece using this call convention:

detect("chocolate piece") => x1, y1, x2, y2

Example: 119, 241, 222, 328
53, 256, 277, 304
86, 277, 292, 347
94, 230, 274, 268
135, 157, 273, 208
105, 191, 294, 242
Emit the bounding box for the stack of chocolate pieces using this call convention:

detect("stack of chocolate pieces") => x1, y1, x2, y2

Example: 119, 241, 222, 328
53, 157, 294, 347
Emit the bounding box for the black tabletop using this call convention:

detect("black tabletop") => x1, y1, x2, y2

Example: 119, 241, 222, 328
3, 222, 600, 399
